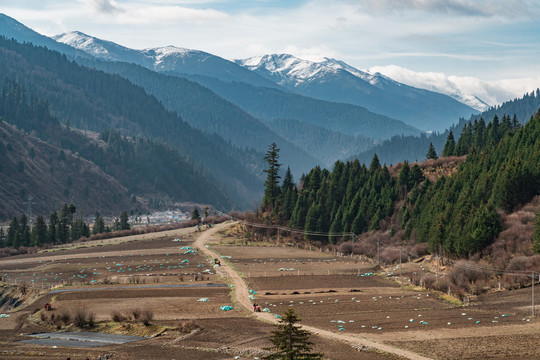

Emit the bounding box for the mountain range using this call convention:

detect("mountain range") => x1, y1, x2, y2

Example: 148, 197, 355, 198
236, 54, 478, 131
0, 13, 514, 221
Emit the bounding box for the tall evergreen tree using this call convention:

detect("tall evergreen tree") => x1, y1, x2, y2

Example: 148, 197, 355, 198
31, 215, 48, 246
191, 208, 201, 221
262, 143, 282, 211
119, 210, 130, 230
426, 142, 438, 160
48, 211, 58, 244
7, 217, 19, 248
442, 130, 456, 157
0, 228, 5, 248
93, 215, 106, 235
19, 214, 31, 247
57, 204, 71, 243
263, 308, 323, 360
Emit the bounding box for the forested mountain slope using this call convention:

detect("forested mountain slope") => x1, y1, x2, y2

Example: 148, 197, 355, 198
237, 54, 477, 132
76, 58, 319, 175
0, 37, 262, 209
263, 118, 373, 167
263, 111, 539, 258
183, 74, 420, 140
350, 90, 540, 165
0, 121, 136, 221
0, 79, 232, 220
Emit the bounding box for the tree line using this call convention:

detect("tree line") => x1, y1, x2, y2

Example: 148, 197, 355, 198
0, 204, 130, 248
262, 110, 540, 256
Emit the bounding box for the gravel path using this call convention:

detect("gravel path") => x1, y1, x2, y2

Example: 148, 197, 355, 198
194, 222, 432, 360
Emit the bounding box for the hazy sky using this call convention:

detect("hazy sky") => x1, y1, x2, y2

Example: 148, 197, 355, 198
2, 0, 540, 104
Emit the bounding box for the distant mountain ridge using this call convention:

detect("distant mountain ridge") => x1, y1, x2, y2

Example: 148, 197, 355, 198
52, 31, 283, 89
236, 54, 478, 132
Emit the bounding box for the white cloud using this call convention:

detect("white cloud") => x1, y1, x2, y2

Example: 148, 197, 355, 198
355, 0, 539, 19
86, 0, 123, 14
369, 64, 540, 106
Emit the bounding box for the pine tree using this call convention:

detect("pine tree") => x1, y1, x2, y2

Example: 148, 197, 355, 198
442, 131, 456, 157
119, 210, 130, 230
7, 217, 20, 248
263, 308, 323, 360
262, 143, 282, 212
0, 228, 5, 247
48, 211, 58, 244
31, 215, 47, 246
19, 214, 31, 247
93, 215, 105, 235
191, 208, 201, 221
426, 143, 438, 160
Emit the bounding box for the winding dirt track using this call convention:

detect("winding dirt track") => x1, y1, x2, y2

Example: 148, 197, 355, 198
194, 222, 432, 360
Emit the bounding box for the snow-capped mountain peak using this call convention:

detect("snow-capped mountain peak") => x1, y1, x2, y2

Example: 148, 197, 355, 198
236, 54, 386, 88
53, 31, 112, 59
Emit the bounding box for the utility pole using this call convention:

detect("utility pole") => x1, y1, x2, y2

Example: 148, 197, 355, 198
23, 195, 36, 224
399, 249, 402, 276
351, 233, 354, 258
377, 239, 381, 266
436, 255, 439, 278
533, 272, 535, 317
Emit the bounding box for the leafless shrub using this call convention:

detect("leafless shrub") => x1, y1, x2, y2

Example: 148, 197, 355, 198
420, 274, 437, 289
337, 241, 353, 254
379, 248, 401, 265
111, 311, 126, 322
73, 308, 95, 328
411, 272, 421, 286
141, 309, 154, 326
449, 260, 491, 289
19, 281, 28, 295
131, 308, 141, 321
355, 240, 377, 258
433, 277, 451, 293
178, 320, 199, 333
60, 310, 71, 325
471, 279, 489, 295
411, 243, 429, 257
448, 283, 466, 301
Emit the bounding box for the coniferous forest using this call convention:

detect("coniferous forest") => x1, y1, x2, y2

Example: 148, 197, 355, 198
262, 111, 540, 257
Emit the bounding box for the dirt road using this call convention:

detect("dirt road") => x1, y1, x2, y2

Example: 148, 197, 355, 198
194, 222, 432, 360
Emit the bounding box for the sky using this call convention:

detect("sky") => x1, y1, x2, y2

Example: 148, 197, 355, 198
2, 0, 540, 105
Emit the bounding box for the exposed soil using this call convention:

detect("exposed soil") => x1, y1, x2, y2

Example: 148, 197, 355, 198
1, 222, 538, 360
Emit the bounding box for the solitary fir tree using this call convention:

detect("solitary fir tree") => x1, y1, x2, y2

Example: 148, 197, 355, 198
262, 143, 282, 212
426, 142, 438, 160
442, 131, 456, 157
191, 208, 201, 221
263, 308, 323, 360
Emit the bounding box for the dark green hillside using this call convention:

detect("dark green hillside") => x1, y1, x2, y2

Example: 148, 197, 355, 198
181, 74, 420, 140
75, 58, 319, 176
0, 121, 137, 221
407, 113, 539, 256
263, 111, 539, 257
0, 37, 262, 209
0, 79, 232, 217
350, 90, 540, 165
263, 118, 373, 167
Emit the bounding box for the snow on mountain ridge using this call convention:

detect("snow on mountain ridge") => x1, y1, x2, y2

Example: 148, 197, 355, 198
53, 31, 111, 58
238, 54, 390, 88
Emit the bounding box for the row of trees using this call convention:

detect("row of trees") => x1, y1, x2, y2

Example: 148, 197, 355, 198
262, 111, 539, 256
0, 204, 130, 249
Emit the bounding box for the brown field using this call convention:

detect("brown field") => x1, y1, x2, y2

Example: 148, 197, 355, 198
0, 222, 538, 360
